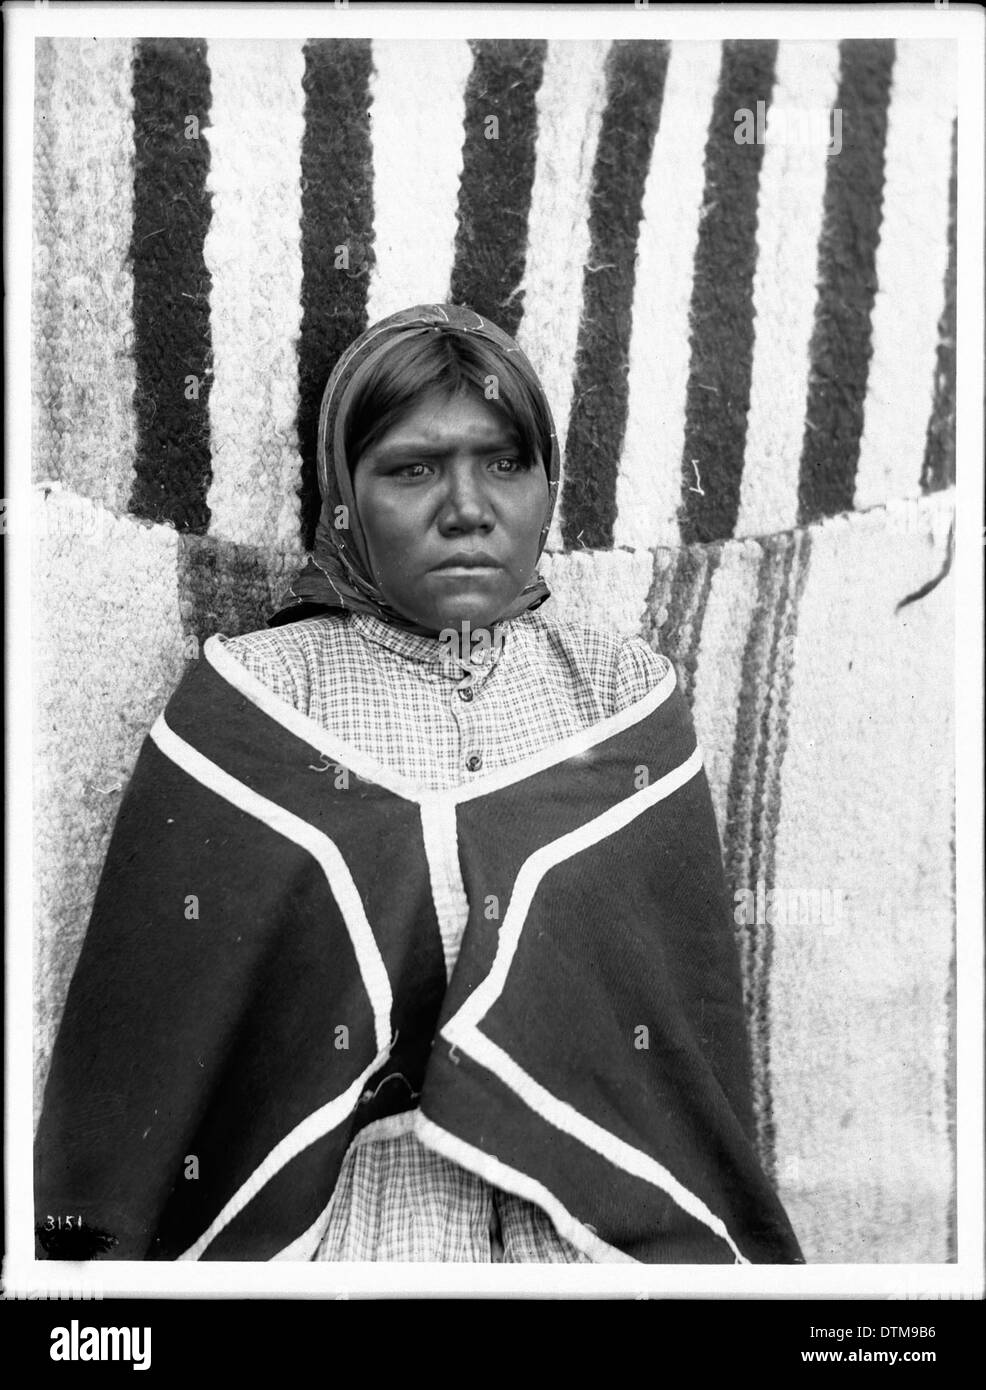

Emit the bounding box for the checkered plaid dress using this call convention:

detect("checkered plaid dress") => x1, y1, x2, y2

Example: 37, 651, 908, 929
222, 608, 670, 1261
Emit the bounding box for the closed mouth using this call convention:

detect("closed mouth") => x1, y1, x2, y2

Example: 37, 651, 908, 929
430, 554, 503, 572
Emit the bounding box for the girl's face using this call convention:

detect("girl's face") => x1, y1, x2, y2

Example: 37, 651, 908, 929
352, 388, 550, 635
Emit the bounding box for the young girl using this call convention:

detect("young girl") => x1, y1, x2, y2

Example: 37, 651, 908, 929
35, 304, 803, 1265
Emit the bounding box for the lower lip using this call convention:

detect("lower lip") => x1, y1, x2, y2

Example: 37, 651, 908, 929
430, 566, 502, 577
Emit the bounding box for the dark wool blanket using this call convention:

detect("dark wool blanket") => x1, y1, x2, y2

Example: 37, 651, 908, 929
35, 638, 803, 1264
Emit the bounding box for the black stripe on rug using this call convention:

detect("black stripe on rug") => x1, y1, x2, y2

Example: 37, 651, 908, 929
449, 39, 546, 338
722, 531, 797, 1182
177, 533, 301, 659
128, 38, 214, 534
922, 115, 957, 494
560, 39, 670, 553
798, 39, 895, 524
297, 39, 375, 551
748, 528, 812, 1184
644, 541, 721, 706
678, 40, 777, 546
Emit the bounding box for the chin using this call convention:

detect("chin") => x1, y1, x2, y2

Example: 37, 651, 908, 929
418, 596, 509, 635
393, 580, 527, 635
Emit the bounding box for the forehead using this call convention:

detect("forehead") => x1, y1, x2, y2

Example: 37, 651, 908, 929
368, 389, 519, 454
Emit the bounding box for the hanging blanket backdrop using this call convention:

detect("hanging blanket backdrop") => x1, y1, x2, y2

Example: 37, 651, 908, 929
31, 35, 956, 1264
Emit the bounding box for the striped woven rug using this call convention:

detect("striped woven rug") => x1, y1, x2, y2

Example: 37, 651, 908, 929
32, 35, 957, 1265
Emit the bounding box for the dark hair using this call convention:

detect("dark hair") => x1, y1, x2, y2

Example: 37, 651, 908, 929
344, 327, 553, 473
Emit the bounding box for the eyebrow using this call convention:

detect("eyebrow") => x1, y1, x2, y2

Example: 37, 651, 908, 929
371, 434, 522, 463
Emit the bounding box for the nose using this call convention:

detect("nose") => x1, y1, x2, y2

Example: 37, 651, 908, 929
437, 460, 495, 534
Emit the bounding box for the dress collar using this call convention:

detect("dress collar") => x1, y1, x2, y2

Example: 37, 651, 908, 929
350, 612, 506, 682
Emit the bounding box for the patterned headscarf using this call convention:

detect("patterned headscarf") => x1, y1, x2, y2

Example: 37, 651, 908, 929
269, 303, 560, 634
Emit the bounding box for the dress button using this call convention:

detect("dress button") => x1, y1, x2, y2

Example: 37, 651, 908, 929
465, 753, 483, 772
458, 686, 474, 702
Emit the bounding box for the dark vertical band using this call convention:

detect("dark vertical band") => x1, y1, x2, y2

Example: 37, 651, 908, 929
798, 39, 896, 525
177, 534, 299, 658
644, 542, 721, 707
922, 116, 957, 494
448, 39, 546, 339
297, 39, 375, 551
678, 40, 777, 546
723, 529, 811, 1182
129, 38, 214, 534
752, 528, 811, 1183
559, 40, 670, 553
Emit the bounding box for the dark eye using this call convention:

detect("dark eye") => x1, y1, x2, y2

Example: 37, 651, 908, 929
392, 462, 431, 478
490, 457, 532, 473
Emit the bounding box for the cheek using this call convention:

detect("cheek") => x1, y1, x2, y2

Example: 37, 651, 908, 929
358, 495, 422, 584
514, 478, 551, 553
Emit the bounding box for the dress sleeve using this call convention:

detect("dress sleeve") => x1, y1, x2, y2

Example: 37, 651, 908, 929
611, 635, 672, 714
